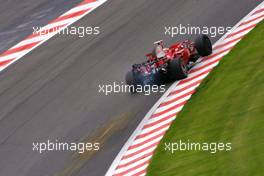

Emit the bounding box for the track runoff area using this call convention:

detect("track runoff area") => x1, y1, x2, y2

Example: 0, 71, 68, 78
105, 2, 264, 176
148, 18, 264, 176
0, 1, 263, 176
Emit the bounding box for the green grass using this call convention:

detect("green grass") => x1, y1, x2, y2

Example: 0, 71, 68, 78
147, 21, 264, 176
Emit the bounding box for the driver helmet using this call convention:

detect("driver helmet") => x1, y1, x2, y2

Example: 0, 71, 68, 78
154, 40, 164, 48
153, 40, 165, 59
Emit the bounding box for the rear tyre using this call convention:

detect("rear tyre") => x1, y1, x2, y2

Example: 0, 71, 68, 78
152, 71, 163, 85
125, 71, 137, 93
168, 58, 188, 80
195, 35, 212, 57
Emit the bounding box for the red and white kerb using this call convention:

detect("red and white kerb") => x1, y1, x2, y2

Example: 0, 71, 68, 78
0, 0, 107, 72
106, 2, 264, 176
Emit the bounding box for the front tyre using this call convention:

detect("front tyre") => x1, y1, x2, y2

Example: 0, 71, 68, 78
195, 34, 212, 57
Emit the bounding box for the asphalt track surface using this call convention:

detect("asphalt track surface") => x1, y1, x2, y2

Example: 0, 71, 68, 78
0, 0, 262, 176
0, 0, 84, 54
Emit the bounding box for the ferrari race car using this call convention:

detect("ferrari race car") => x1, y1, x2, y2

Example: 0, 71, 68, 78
125, 35, 212, 86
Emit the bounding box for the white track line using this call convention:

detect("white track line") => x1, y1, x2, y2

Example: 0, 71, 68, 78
105, 2, 264, 176
0, 0, 108, 72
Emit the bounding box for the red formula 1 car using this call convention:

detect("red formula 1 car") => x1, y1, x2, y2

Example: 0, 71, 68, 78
126, 35, 212, 86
